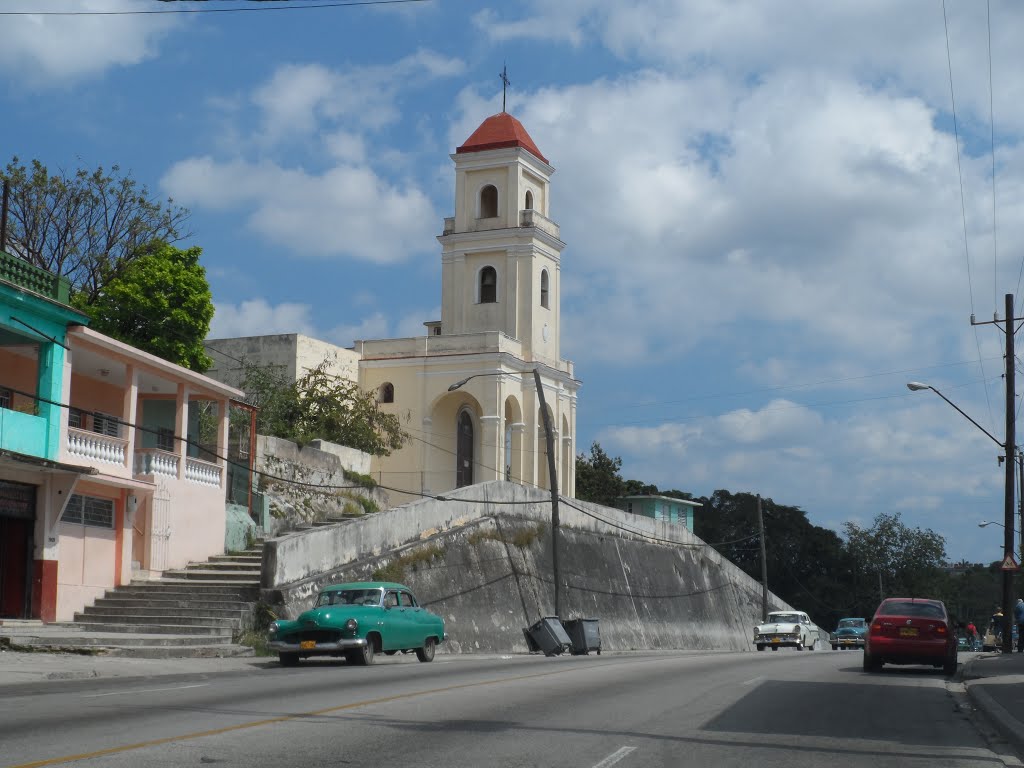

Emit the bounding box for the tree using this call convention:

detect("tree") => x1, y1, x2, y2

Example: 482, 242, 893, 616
575, 442, 627, 507
72, 241, 214, 372
1, 157, 189, 300
243, 360, 408, 456
843, 512, 948, 616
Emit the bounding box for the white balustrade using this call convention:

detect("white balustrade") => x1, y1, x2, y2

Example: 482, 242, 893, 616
185, 457, 222, 487
134, 449, 179, 479
66, 427, 127, 466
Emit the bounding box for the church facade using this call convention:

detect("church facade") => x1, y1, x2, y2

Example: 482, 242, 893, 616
205, 112, 580, 504
356, 112, 579, 503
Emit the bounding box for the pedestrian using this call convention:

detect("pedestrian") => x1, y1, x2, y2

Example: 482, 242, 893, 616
966, 620, 979, 651
1015, 599, 1024, 653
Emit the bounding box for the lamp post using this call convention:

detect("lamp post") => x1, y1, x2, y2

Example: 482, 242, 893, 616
448, 368, 562, 617
908, 380, 1015, 653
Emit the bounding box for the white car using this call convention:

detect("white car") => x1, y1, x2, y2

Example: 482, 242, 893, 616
754, 610, 821, 651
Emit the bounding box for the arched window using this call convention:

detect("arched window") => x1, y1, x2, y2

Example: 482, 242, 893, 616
479, 266, 497, 303
480, 185, 498, 218
540, 269, 549, 309
525, 190, 534, 210
456, 410, 474, 487
378, 382, 394, 404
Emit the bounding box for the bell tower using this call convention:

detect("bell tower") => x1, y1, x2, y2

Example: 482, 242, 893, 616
438, 112, 564, 367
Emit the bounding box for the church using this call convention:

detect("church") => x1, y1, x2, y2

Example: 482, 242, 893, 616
206, 111, 581, 503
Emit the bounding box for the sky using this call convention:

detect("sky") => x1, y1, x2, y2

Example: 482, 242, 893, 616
3, 0, 1024, 567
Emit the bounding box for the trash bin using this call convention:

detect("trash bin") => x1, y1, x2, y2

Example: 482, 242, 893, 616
563, 618, 601, 655
527, 617, 571, 656
522, 627, 541, 653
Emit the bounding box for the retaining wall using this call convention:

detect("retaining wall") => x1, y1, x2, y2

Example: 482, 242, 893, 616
261, 482, 794, 653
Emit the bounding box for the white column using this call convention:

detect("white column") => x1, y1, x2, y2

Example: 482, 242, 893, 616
175, 383, 190, 480
122, 365, 137, 468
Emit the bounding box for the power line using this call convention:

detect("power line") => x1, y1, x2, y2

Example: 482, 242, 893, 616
0, 0, 430, 15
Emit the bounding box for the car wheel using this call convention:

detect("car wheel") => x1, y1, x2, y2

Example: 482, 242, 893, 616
944, 655, 958, 676
796, 640, 804, 651
756, 644, 765, 652
808, 638, 816, 651
771, 646, 778, 651
863, 652, 881, 672
279, 652, 300, 668
831, 644, 838, 650
416, 637, 436, 663
351, 640, 375, 666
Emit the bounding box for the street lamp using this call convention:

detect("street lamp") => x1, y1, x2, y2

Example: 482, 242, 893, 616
979, 521, 1006, 529
908, 380, 1016, 653
448, 368, 562, 616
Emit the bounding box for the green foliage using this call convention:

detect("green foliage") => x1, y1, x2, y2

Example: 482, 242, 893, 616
357, 496, 379, 514
1, 157, 189, 299
346, 471, 377, 490
243, 359, 408, 456
71, 241, 214, 371
371, 545, 445, 582
575, 442, 628, 507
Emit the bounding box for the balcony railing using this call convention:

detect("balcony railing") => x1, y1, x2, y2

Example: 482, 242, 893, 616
66, 427, 128, 466
186, 457, 222, 487
134, 449, 179, 479
0, 250, 71, 303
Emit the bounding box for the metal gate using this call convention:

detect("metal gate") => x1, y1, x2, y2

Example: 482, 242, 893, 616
149, 482, 172, 572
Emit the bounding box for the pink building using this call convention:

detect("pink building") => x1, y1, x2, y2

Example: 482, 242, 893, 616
1, 319, 244, 622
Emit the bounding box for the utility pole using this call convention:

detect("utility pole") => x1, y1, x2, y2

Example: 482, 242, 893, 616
757, 494, 767, 621
533, 368, 561, 617
1004, 293, 1016, 654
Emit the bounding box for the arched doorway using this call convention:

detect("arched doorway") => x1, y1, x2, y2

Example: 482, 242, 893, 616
456, 410, 474, 487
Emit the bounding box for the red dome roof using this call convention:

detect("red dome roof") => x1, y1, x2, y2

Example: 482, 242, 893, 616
456, 113, 547, 163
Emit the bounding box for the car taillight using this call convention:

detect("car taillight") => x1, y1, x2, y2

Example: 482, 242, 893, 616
934, 624, 948, 636
870, 621, 883, 634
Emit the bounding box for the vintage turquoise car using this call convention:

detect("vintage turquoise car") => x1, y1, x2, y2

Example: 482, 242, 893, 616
830, 617, 867, 650
267, 581, 447, 667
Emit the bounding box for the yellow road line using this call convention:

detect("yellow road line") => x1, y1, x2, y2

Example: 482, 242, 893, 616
5, 662, 618, 768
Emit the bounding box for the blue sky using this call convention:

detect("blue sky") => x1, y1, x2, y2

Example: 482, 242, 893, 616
4, 0, 1024, 566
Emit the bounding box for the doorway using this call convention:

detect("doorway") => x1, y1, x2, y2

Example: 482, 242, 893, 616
0, 480, 36, 619
456, 411, 474, 488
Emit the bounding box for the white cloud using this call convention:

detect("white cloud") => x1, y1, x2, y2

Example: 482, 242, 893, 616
0, 1, 181, 86
210, 299, 316, 339
162, 156, 437, 264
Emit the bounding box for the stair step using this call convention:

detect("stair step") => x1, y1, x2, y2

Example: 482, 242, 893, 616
160, 570, 260, 582
75, 611, 243, 626
92, 598, 255, 612
71, 622, 233, 636
208, 554, 262, 564
183, 561, 261, 572
18, 633, 234, 647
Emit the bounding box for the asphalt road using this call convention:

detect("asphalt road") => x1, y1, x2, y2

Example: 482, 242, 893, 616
0, 649, 1015, 768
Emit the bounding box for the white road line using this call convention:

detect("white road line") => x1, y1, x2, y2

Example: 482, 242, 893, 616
82, 683, 210, 699
592, 746, 637, 768
741, 676, 764, 686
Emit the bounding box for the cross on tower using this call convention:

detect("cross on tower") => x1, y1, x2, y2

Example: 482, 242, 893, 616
500, 65, 511, 112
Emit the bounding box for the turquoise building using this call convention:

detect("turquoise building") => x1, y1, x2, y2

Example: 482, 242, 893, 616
615, 495, 701, 531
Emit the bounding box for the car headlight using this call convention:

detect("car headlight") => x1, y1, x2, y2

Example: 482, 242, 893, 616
268, 621, 279, 635
344, 618, 358, 632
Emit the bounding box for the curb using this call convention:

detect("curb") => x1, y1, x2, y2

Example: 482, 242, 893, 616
961, 654, 1024, 754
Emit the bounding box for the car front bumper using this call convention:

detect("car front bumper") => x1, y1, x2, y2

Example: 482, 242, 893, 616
832, 636, 865, 647
755, 635, 801, 647
268, 637, 368, 655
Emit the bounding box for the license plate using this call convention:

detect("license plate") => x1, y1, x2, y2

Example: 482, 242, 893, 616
771, 638, 780, 643
899, 627, 918, 637
300, 640, 316, 650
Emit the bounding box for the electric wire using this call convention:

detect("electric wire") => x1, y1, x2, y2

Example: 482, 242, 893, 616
0, 0, 431, 15
942, 0, 998, 436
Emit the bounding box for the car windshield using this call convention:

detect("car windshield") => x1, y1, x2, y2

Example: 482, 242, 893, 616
839, 619, 865, 628
316, 588, 384, 608
768, 613, 801, 624
878, 601, 944, 619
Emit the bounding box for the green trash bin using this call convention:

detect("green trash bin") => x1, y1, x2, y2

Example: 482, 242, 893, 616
563, 618, 601, 655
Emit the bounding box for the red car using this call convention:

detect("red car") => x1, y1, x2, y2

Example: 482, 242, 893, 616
863, 597, 957, 675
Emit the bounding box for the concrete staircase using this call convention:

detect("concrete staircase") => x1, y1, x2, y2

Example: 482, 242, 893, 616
12, 544, 265, 659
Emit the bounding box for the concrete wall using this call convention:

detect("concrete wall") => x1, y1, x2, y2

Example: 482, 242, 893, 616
204, 334, 360, 390
261, 481, 793, 653
256, 435, 386, 534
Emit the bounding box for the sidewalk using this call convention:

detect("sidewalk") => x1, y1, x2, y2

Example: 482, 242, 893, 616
962, 650, 1024, 753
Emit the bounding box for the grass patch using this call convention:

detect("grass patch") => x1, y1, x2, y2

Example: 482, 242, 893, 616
236, 630, 273, 656
346, 471, 377, 490
371, 544, 446, 582
465, 523, 546, 549
357, 496, 379, 514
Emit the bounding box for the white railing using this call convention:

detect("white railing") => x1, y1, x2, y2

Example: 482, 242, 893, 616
186, 457, 222, 487
134, 449, 180, 479
67, 427, 127, 466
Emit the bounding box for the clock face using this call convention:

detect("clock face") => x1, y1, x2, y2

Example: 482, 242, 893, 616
542, 324, 549, 342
